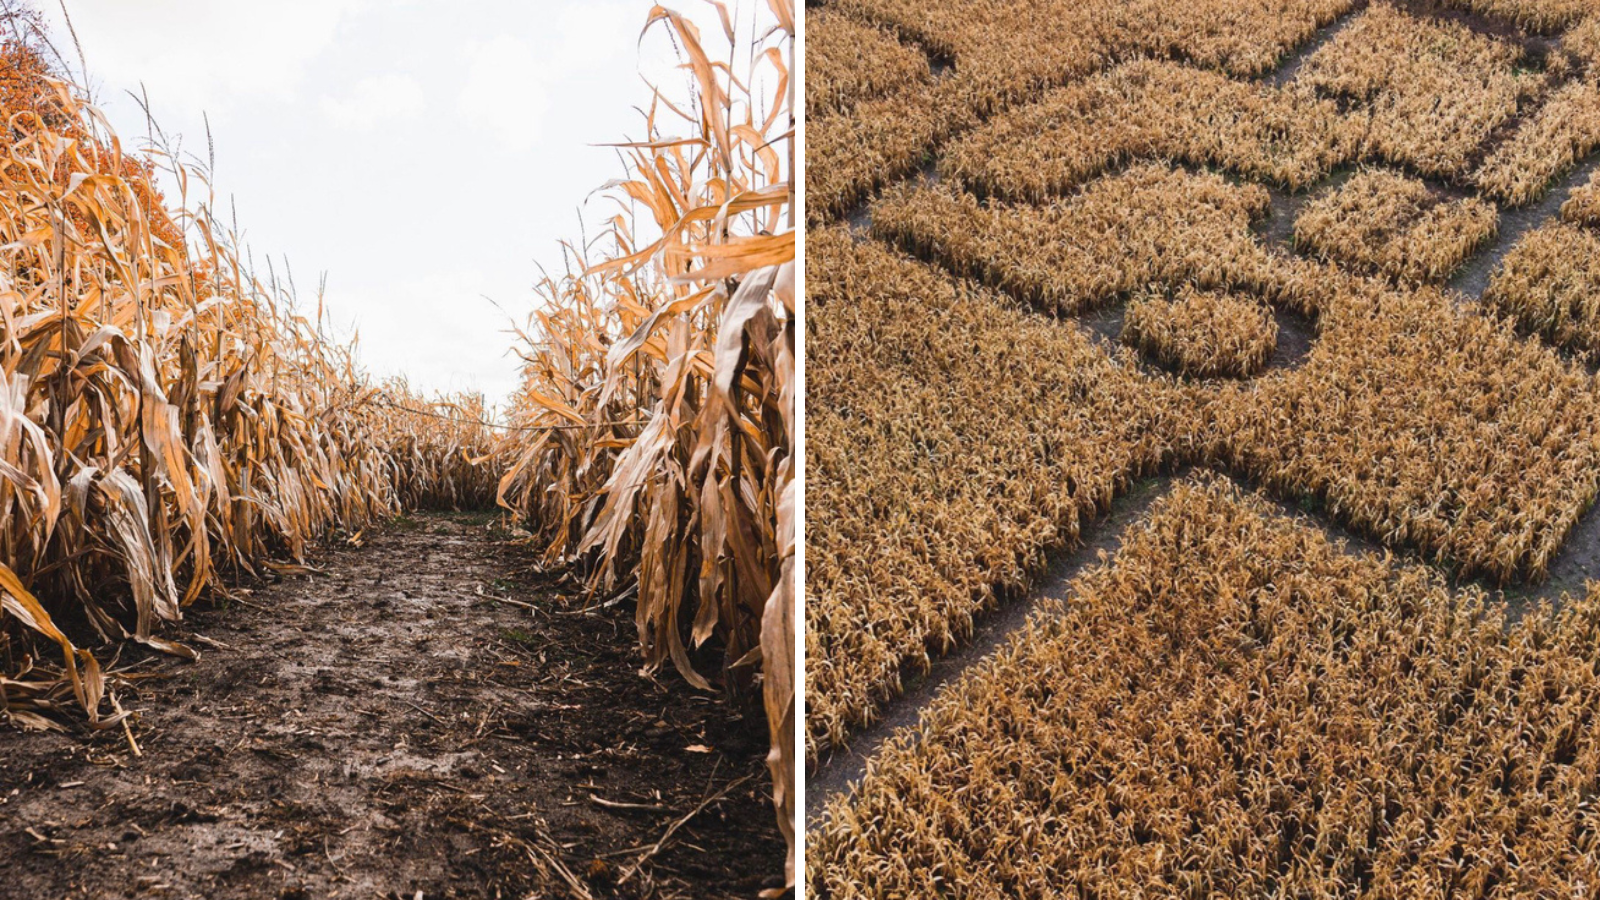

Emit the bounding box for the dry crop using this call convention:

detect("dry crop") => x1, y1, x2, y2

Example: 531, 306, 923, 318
1098, 0, 1355, 76
373, 383, 499, 511
805, 8, 930, 116
869, 163, 1277, 314
1293, 168, 1498, 282
0, 22, 496, 731
1442, 0, 1596, 31
942, 60, 1354, 202
829, 0, 1353, 110
807, 80, 951, 222
1483, 220, 1600, 359
820, 0, 1104, 117
1122, 286, 1279, 377
810, 476, 1600, 898
808, 0, 1353, 218
1567, 14, 1600, 68
494, 1, 796, 882
1295, 3, 1539, 179
1560, 167, 1600, 225
804, 226, 1182, 760
1203, 281, 1600, 583
1474, 79, 1600, 205
803, 3, 951, 222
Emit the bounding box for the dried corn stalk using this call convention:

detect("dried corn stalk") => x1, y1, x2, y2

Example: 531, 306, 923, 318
1562, 168, 1600, 226
811, 476, 1600, 897
944, 59, 1355, 202
1294, 168, 1498, 283
0, 24, 493, 728
1296, 4, 1540, 179
496, 0, 795, 883
870, 164, 1276, 314
1484, 220, 1600, 360
1122, 286, 1278, 378
805, 226, 1183, 760
1475, 79, 1600, 205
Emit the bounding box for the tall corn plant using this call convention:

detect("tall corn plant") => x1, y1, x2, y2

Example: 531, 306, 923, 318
0, 21, 494, 730
497, 0, 795, 884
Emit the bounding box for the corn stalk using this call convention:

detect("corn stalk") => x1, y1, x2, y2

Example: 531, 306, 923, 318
497, 0, 795, 884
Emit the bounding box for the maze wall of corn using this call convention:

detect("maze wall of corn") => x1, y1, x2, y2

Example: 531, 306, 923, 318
807, 0, 1600, 894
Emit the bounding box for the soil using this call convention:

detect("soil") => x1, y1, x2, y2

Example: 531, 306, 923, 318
0, 511, 786, 900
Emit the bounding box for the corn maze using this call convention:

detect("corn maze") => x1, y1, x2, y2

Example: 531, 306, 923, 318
807, 0, 1600, 894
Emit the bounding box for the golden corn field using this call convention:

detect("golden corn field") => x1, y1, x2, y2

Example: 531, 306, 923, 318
1293, 169, 1499, 283
1, 0, 794, 896
809, 0, 1600, 894
1121, 286, 1279, 378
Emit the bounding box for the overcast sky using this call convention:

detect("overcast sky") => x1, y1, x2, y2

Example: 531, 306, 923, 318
40, 0, 750, 408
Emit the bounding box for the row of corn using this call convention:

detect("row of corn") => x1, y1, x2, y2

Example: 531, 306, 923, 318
811, 476, 1600, 897
0, 27, 496, 730
492, 1, 796, 885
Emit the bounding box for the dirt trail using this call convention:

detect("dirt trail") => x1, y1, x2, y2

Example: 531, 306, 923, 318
0, 512, 784, 900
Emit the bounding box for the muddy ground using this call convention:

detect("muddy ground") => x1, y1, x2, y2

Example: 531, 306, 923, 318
0, 511, 786, 900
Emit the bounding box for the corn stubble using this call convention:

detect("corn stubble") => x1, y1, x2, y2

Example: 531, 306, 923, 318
809, 478, 1600, 898
493, 1, 796, 882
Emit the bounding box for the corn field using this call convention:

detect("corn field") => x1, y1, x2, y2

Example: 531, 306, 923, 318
811, 0, 1600, 892
494, 0, 796, 883
0, 0, 794, 890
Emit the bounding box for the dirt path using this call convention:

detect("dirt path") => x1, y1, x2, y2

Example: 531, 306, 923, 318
0, 512, 784, 900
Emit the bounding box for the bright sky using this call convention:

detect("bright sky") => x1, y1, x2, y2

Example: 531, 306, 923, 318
39, 0, 754, 409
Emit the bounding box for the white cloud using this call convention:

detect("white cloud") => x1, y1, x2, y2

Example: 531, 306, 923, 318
36, 0, 782, 406
458, 35, 550, 152
319, 73, 425, 131
331, 272, 525, 406
50, 0, 368, 113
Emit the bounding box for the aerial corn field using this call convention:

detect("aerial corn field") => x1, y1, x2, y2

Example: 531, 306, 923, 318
809, 0, 1600, 895
0, 1, 794, 897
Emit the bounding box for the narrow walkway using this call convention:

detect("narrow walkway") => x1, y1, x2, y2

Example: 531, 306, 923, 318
0, 512, 783, 900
